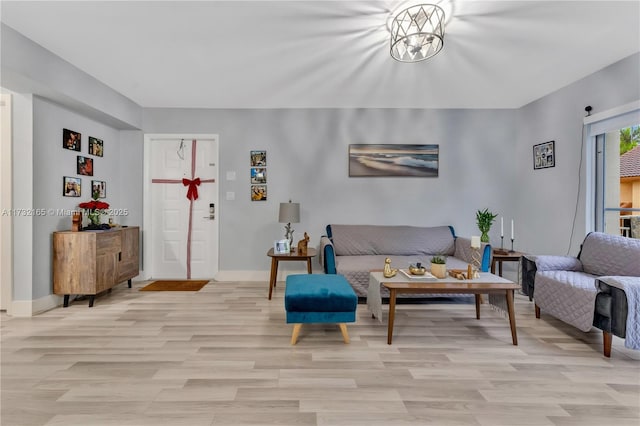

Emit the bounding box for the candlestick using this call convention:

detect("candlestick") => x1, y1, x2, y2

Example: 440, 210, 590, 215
500, 236, 504, 250
501, 217, 504, 237
510, 238, 515, 253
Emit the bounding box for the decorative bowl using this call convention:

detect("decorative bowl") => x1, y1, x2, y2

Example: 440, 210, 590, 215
409, 265, 426, 275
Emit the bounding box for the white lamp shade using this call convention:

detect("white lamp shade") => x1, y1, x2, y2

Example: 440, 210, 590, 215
279, 202, 300, 223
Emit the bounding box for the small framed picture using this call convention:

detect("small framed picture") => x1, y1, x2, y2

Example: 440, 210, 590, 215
250, 150, 266, 167
91, 180, 106, 198
251, 184, 267, 201
274, 239, 290, 254
77, 156, 94, 176
88, 137, 104, 157
63, 128, 81, 151
63, 176, 81, 197
533, 141, 555, 170
251, 167, 267, 184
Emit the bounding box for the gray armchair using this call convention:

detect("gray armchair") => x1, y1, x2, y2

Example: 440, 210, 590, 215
521, 232, 640, 357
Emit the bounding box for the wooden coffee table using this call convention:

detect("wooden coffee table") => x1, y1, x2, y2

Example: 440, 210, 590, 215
368, 271, 519, 345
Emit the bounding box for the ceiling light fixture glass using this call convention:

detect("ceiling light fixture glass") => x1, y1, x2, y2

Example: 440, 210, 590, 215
390, 4, 445, 63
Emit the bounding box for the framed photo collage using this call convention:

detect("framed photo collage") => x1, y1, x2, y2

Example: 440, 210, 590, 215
62, 128, 106, 198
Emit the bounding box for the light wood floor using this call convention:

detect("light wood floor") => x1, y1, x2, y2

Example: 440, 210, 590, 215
2, 280, 639, 426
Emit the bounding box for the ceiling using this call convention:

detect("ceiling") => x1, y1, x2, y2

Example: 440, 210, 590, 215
2, 1, 639, 109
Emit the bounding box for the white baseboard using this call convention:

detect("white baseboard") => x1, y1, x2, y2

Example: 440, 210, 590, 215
7, 269, 322, 316
215, 270, 270, 282
9, 294, 62, 317
214, 269, 321, 282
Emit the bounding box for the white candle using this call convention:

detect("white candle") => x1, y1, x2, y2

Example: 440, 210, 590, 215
471, 236, 481, 248
501, 217, 504, 237
511, 220, 514, 240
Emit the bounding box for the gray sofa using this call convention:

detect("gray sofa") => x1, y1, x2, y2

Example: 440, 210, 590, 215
320, 224, 492, 297
522, 232, 640, 356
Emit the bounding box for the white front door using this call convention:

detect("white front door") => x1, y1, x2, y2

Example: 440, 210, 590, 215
147, 135, 219, 279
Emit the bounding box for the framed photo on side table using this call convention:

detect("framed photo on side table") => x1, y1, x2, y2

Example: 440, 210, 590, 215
533, 141, 555, 170
274, 239, 290, 254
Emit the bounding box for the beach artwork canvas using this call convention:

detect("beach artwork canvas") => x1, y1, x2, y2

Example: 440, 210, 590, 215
349, 144, 439, 177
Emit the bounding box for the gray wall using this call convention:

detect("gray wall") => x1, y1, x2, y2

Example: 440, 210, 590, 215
4, 20, 639, 303
31, 97, 140, 299
143, 108, 518, 271
515, 52, 640, 256
2, 25, 145, 304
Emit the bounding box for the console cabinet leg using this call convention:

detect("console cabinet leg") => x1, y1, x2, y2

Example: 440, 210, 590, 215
128, 279, 132, 288
88, 295, 95, 308
63, 295, 69, 308
535, 304, 540, 318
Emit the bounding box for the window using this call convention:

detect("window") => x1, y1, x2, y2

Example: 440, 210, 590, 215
589, 106, 640, 238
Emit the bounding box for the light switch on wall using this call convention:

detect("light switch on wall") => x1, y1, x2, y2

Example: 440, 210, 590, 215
226, 171, 236, 181
226, 191, 235, 201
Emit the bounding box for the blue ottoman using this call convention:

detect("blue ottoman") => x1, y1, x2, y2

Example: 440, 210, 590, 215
284, 274, 357, 345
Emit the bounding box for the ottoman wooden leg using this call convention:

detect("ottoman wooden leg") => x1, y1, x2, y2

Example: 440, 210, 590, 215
291, 324, 302, 345
339, 323, 350, 344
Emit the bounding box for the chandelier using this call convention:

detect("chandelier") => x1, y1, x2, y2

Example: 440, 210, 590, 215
390, 4, 445, 63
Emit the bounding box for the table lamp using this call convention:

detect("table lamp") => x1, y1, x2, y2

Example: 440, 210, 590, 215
278, 200, 300, 248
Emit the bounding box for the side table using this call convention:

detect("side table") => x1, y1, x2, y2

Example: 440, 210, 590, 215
491, 249, 525, 277
267, 247, 317, 300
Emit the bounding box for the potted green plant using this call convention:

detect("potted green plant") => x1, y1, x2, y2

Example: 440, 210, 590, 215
430, 255, 447, 279
476, 208, 498, 243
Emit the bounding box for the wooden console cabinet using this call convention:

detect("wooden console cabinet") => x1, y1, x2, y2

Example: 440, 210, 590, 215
53, 226, 139, 307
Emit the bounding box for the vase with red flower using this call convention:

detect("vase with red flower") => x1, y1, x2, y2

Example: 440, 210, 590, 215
78, 193, 110, 230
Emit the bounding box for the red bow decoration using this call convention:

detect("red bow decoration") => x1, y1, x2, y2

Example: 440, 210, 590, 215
182, 177, 201, 201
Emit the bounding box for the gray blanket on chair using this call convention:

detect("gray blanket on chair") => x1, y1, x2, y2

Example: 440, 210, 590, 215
598, 276, 640, 350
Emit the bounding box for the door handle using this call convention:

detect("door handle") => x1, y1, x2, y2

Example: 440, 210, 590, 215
203, 203, 215, 220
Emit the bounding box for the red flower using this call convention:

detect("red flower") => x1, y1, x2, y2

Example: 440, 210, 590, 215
79, 199, 110, 211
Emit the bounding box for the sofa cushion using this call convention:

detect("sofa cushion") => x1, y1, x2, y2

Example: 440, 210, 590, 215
329, 225, 455, 257
579, 232, 640, 277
